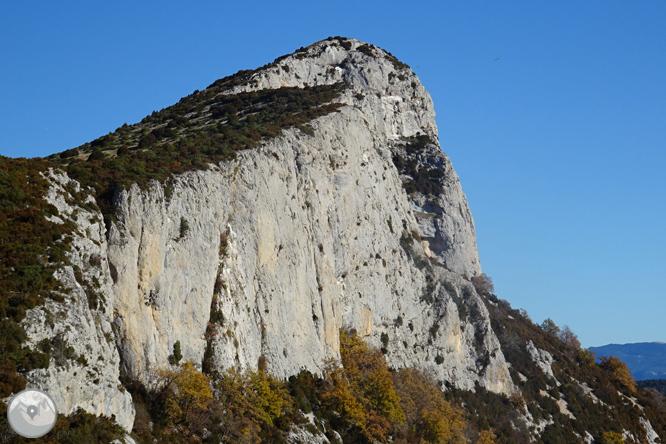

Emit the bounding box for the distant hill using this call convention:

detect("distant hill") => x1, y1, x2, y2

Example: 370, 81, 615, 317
590, 342, 666, 381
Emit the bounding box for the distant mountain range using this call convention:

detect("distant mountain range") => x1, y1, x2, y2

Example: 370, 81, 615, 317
589, 342, 666, 381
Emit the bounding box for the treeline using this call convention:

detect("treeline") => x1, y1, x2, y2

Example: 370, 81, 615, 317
121, 330, 495, 444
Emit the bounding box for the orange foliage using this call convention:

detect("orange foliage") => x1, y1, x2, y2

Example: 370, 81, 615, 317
600, 356, 637, 393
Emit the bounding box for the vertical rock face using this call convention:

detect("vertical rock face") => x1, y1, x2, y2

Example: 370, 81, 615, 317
23, 38, 513, 429
104, 38, 508, 391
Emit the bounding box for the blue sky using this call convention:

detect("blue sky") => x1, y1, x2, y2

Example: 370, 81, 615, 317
1, 1, 664, 347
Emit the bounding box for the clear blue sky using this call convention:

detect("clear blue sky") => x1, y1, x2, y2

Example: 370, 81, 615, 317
1, 1, 664, 348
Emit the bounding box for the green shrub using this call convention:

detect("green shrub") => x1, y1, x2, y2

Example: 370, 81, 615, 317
356, 44, 374, 56
179, 217, 189, 238
60, 148, 79, 159
299, 125, 315, 136
381, 332, 389, 348
87, 149, 106, 162
168, 340, 183, 365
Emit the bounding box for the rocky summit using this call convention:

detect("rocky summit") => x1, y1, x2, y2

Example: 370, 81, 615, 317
1, 38, 664, 443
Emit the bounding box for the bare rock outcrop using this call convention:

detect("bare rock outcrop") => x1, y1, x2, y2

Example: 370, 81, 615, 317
21, 38, 513, 430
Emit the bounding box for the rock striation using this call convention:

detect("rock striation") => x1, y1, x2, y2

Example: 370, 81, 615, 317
21, 38, 513, 430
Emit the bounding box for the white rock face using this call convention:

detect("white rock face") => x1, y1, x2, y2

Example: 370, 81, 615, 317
22, 171, 134, 431
105, 39, 511, 395
287, 412, 330, 444
641, 417, 661, 444
526, 340, 557, 384
22, 38, 512, 429
230, 39, 481, 278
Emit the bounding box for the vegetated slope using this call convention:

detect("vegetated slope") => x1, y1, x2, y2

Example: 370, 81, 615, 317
453, 284, 666, 444
590, 342, 666, 381
638, 379, 666, 397
0, 37, 664, 444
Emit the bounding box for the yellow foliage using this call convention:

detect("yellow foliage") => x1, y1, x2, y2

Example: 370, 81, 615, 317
213, 365, 292, 442
322, 331, 408, 441
155, 361, 213, 424
392, 368, 466, 444
338, 331, 405, 424
322, 363, 367, 429
477, 429, 496, 444
325, 331, 475, 443
250, 369, 291, 426
214, 367, 264, 443
420, 397, 466, 444
601, 430, 625, 444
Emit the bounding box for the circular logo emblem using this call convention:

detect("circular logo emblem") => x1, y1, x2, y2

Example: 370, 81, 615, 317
7, 389, 58, 438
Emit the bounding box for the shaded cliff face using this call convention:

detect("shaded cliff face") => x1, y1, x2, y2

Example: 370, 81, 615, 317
19, 38, 510, 431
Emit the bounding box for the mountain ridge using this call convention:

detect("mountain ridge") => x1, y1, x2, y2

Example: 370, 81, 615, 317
0, 37, 664, 444
590, 342, 666, 381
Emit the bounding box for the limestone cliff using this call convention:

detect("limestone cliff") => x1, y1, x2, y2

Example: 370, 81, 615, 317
21, 38, 512, 431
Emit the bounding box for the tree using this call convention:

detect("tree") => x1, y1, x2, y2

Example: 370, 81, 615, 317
600, 356, 637, 393
179, 217, 189, 238
477, 429, 497, 444
87, 149, 106, 162
213, 366, 292, 442
323, 330, 405, 441
392, 368, 467, 444
558, 325, 581, 360
339, 330, 405, 424
540, 318, 560, 336
168, 340, 183, 365
153, 361, 213, 424
471, 273, 494, 295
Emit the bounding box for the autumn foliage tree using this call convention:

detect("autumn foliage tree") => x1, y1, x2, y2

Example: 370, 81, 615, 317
601, 430, 625, 444
323, 330, 405, 442
153, 361, 213, 425
558, 325, 581, 361
212, 366, 292, 443
391, 368, 468, 444
600, 356, 637, 393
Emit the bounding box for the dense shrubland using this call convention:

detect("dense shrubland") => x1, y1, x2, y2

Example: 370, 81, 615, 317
0, 157, 77, 398
0, 403, 125, 443
638, 379, 666, 397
